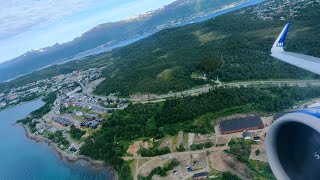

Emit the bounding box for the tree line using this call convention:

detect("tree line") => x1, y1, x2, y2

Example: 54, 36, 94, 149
80, 85, 320, 179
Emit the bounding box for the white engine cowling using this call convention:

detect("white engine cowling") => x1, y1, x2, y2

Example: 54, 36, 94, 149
266, 108, 320, 179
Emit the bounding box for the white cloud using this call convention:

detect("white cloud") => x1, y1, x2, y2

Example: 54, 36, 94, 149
0, 0, 176, 63
0, 0, 95, 40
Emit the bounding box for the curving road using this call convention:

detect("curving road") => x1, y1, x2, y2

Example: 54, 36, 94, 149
129, 79, 320, 103
79, 79, 320, 104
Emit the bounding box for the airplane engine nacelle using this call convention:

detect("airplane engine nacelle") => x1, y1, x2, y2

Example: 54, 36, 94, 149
266, 109, 320, 180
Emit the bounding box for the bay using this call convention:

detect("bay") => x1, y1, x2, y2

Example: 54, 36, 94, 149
0, 99, 112, 180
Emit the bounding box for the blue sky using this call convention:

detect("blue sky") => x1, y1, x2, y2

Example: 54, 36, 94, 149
0, 0, 176, 63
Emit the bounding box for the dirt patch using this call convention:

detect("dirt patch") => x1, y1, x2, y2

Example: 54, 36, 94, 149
138, 158, 151, 167
51, 121, 66, 129
194, 134, 215, 144
157, 69, 174, 82
250, 136, 267, 162
216, 136, 230, 146
209, 150, 251, 179
160, 137, 173, 151
251, 147, 267, 162
127, 141, 142, 156
261, 116, 273, 126
175, 131, 183, 149
193, 30, 226, 44
191, 153, 207, 170
140, 159, 170, 177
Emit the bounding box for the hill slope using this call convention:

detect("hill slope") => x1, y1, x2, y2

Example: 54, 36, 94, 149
93, 0, 320, 96
0, 0, 246, 82
0, 0, 319, 96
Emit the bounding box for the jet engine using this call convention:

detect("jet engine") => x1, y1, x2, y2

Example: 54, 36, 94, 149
266, 108, 320, 179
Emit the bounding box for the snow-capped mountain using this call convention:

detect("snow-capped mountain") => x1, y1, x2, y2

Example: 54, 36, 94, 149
0, 0, 249, 82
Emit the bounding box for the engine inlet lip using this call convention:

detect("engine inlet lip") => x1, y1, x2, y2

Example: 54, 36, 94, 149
266, 112, 320, 180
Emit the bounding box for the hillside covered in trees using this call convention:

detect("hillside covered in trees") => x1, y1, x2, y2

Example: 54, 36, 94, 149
80, 85, 320, 179
0, 0, 318, 96
93, 0, 320, 96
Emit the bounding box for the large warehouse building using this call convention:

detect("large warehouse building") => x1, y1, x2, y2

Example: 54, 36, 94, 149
219, 116, 264, 135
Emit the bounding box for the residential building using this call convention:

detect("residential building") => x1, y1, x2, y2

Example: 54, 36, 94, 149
193, 172, 208, 180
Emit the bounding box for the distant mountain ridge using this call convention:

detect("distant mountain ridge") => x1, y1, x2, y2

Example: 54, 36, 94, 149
0, 0, 249, 82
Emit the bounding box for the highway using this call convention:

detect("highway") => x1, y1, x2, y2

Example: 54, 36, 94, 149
128, 79, 320, 103
79, 79, 320, 104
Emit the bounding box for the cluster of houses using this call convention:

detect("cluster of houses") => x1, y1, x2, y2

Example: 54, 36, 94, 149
242, 131, 261, 143
61, 91, 115, 114
0, 67, 105, 110
80, 113, 105, 129
81, 121, 100, 129
53, 117, 72, 126
53, 113, 105, 129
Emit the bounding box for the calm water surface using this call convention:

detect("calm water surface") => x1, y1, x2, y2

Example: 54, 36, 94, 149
0, 99, 112, 180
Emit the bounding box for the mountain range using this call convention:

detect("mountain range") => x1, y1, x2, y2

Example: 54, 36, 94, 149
0, 0, 253, 82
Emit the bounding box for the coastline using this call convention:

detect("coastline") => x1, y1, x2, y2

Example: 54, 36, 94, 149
0, 97, 43, 113
17, 122, 118, 180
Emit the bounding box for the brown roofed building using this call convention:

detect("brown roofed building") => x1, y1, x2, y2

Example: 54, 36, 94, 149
219, 116, 264, 135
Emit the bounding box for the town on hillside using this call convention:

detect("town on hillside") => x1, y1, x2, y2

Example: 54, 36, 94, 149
5, 62, 320, 179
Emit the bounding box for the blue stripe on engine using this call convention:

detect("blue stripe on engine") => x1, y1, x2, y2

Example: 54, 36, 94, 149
297, 107, 320, 119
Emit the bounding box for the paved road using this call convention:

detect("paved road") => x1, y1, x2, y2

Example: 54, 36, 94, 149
79, 79, 320, 104
131, 125, 271, 179
129, 79, 320, 103
131, 145, 229, 180
78, 81, 128, 110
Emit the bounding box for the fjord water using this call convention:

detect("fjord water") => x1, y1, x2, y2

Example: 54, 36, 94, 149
0, 99, 112, 180
69, 0, 265, 61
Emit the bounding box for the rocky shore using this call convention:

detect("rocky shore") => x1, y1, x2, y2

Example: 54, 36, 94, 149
17, 123, 118, 180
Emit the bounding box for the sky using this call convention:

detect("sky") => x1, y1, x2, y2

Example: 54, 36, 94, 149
0, 0, 176, 63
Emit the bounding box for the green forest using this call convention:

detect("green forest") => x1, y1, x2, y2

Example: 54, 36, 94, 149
80, 85, 320, 179
69, 125, 86, 141
93, 3, 320, 96
1, 1, 318, 96
4, 0, 319, 179
17, 93, 57, 132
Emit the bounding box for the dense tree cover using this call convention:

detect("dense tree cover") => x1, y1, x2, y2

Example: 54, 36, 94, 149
139, 159, 180, 180
246, 160, 276, 180
47, 131, 70, 148
94, 3, 320, 96
140, 146, 171, 157
255, 149, 261, 156
226, 138, 251, 162
30, 92, 57, 119
80, 85, 320, 179
156, 85, 320, 135
69, 125, 86, 140
18, 93, 39, 104
221, 172, 242, 180
190, 142, 214, 150
79, 103, 162, 179
176, 144, 186, 152
1, 1, 318, 96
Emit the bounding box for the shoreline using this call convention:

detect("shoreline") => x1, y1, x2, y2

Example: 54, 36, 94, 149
0, 97, 43, 113
16, 123, 118, 180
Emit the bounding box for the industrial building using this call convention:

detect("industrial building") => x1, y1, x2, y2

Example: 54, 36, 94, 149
219, 116, 264, 135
